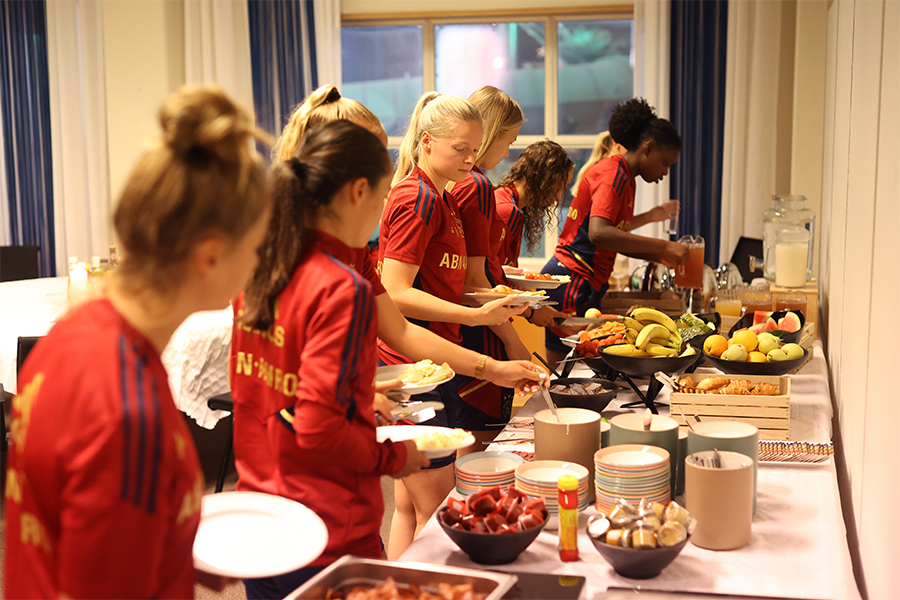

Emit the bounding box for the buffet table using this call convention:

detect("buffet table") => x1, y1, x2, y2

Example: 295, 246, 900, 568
0, 277, 232, 428
400, 342, 861, 600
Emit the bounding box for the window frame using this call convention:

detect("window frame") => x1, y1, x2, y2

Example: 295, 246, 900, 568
342, 8, 634, 269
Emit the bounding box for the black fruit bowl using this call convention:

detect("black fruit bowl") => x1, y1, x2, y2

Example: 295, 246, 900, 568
701, 347, 808, 376
728, 309, 806, 344
595, 346, 703, 379
589, 531, 690, 579
437, 507, 548, 564
547, 377, 618, 413
686, 312, 722, 350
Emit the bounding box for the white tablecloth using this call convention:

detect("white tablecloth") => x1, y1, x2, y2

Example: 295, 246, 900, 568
0, 277, 232, 428
400, 343, 862, 600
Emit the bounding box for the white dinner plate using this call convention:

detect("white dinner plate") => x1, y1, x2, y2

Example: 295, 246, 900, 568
376, 425, 475, 459
376, 363, 455, 395
193, 491, 328, 579
463, 292, 549, 307
505, 274, 570, 290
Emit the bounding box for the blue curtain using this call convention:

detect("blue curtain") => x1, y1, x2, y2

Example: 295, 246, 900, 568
669, 0, 728, 266
248, 0, 318, 140
0, 0, 55, 277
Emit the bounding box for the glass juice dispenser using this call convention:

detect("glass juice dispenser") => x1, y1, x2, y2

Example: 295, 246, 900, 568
762, 195, 815, 285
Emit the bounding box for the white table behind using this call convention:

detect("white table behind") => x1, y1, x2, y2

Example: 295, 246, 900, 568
0, 277, 232, 428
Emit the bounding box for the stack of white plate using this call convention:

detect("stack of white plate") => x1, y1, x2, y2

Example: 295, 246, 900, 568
594, 445, 671, 514
454, 452, 524, 496
514, 460, 590, 518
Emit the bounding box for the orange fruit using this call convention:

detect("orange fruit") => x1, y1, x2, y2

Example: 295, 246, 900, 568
730, 329, 759, 353
748, 351, 768, 363
703, 334, 729, 357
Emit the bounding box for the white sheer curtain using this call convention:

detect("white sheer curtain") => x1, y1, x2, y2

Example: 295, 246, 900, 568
313, 0, 342, 87
719, 0, 783, 264
631, 0, 670, 264
45, 0, 110, 274
184, 0, 255, 117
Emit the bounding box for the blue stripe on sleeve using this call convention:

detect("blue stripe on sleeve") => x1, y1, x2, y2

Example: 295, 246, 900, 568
117, 336, 131, 501
146, 376, 162, 515
133, 355, 148, 506
326, 254, 376, 421
424, 187, 437, 226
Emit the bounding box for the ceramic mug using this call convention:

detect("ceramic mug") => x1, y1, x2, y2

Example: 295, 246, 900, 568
534, 408, 601, 501
687, 421, 759, 513
685, 450, 753, 550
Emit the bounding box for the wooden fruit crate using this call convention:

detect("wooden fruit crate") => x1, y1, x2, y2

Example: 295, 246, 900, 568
601, 290, 685, 316
670, 374, 791, 440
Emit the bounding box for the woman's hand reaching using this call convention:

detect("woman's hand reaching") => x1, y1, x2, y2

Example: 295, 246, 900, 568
472, 296, 529, 326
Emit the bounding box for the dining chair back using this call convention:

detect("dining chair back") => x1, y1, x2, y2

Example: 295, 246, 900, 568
207, 392, 234, 493
0, 245, 40, 281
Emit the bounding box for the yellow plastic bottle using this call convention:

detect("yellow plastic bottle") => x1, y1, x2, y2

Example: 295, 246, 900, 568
558, 474, 579, 561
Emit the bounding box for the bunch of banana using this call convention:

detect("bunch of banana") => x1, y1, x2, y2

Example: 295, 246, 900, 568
602, 308, 696, 358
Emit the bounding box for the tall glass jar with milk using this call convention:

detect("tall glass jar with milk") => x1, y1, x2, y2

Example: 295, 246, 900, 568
762, 195, 815, 284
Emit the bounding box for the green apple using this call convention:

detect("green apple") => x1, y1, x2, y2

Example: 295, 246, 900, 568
722, 344, 748, 362
757, 333, 781, 355
782, 343, 804, 360
767, 348, 789, 362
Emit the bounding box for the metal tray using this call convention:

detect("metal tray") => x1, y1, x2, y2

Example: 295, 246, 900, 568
284, 556, 518, 600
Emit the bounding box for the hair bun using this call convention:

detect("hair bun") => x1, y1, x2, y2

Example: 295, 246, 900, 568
159, 84, 256, 164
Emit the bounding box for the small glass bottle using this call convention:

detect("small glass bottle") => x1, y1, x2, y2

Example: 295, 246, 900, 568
89, 255, 104, 279
108, 245, 118, 270
762, 195, 815, 282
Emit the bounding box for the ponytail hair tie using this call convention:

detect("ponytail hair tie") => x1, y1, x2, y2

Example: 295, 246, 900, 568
185, 145, 211, 164
289, 157, 306, 180
324, 87, 341, 104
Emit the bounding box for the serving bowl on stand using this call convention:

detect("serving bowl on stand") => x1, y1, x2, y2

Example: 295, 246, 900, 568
588, 348, 703, 413
547, 377, 618, 413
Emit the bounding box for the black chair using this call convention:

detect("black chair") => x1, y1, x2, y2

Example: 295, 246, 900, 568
207, 392, 234, 493
0, 245, 40, 281
17, 336, 42, 374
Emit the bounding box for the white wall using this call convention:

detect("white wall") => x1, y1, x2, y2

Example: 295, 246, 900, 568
820, 0, 899, 597
102, 0, 184, 204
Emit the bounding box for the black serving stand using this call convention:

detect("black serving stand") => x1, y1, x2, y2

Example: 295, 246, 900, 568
562, 351, 703, 414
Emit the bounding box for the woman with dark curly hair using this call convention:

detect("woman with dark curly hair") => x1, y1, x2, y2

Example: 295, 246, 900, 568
540, 98, 690, 365
496, 140, 575, 267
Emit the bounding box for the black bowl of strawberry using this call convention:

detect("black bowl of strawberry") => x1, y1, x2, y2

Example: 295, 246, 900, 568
437, 486, 549, 564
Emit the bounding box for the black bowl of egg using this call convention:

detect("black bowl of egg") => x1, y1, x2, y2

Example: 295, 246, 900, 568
548, 378, 618, 413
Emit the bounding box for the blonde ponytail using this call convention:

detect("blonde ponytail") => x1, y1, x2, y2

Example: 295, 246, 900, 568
274, 84, 386, 162
393, 92, 482, 186
571, 131, 619, 196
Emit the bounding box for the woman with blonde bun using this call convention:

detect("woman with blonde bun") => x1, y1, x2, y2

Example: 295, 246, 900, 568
274, 84, 388, 160
379, 91, 546, 558
5, 85, 270, 599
